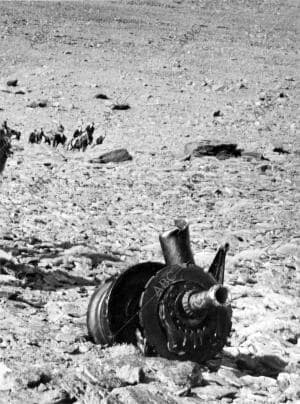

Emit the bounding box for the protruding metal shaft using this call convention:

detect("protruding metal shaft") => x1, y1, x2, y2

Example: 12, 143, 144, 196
181, 285, 230, 316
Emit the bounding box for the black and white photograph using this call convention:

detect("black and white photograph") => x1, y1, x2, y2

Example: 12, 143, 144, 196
0, 0, 299, 402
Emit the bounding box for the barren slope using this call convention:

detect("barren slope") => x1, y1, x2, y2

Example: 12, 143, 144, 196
0, 0, 299, 403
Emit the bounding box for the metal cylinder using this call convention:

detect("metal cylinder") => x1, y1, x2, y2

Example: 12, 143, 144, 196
159, 219, 195, 266
182, 285, 230, 315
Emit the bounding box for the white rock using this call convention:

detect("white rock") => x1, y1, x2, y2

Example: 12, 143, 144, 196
240, 375, 277, 389
0, 363, 14, 391
277, 372, 300, 391
193, 384, 237, 400
116, 365, 144, 385
274, 242, 300, 258
148, 358, 202, 388
0, 249, 17, 265
222, 346, 239, 357
232, 248, 266, 263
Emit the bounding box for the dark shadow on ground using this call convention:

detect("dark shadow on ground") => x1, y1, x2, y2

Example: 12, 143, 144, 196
1, 239, 121, 285
0, 240, 121, 262
2, 263, 100, 290
221, 351, 287, 378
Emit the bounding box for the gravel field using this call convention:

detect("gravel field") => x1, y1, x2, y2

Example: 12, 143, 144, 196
0, 0, 299, 403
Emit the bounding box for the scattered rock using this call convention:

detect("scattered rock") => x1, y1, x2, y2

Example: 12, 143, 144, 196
212, 84, 227, 92
15, 89, 26, 95
27, 99, 48, 108
262, 292, 294, 310
107, 384, 181, 404
238, 81, 248, 89
281, 385, 300, 402
238, 387, 270, 402
45, 301, 66, 323
241, 151, 266, 160
277, 372, 300, 391
236, 354, 259, 372
147, 358, 203, 389
259, 164, 271, 172
274, 242, 299, 257
25, 369, 52, 389
89, 148, 132, 164
6, 79, 18, 87
273, 147, 290, 154
185, 142, 241, 160
0, 363, 14, 391
95, 93, 109, 99
115, 365, 145, 385
259, 355, 287, 374
0, 249, 18, 265
112, 103, 131, 110
213, 110, 223, 117
231, 248, 266, 263
192, 385, 237, 400
258, 91, 267, 101
217, 367, 244, 388
0, 3, 298, 403
0, 274, 20, 285
240, 375, 277, 389
104, 344, 141, 359
184, 141, 202, 156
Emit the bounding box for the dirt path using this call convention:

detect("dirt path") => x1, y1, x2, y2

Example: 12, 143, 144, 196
0, 0, 299, 402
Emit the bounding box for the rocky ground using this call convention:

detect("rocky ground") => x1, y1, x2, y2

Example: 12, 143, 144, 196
0, 0, 299, 403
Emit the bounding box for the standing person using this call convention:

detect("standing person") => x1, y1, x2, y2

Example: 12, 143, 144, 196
0, 129, 11, 174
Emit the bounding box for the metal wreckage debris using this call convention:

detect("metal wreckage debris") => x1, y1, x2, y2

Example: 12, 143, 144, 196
87, 220, 232, 362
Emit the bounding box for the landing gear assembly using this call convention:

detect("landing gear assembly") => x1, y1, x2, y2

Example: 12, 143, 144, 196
87, 220, 232, 362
